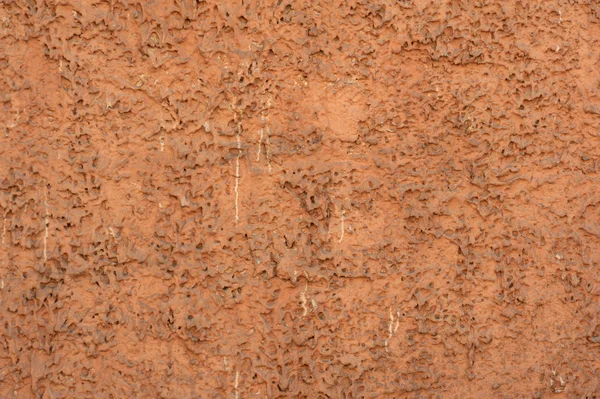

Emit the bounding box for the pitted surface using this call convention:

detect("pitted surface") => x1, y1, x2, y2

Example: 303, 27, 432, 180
1, 1, 600, 398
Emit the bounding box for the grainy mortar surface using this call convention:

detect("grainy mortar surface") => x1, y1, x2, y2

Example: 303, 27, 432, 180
1, 0, 600, 398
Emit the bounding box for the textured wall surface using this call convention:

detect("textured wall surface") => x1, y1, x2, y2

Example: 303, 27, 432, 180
1, 0, 600, 398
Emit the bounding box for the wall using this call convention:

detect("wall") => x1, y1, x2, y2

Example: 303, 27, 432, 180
1, 1, 600, 397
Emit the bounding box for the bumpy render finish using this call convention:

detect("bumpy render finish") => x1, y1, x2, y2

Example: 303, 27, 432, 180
1, 0, 600, 398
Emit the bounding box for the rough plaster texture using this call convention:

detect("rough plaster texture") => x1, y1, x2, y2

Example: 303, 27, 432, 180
1, 0, 600, 398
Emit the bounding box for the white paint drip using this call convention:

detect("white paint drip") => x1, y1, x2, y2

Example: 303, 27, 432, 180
384, 307, 400, 352
234, 127, 242, 226
256, 128, 263, 161
234, 370, 239, 399
338, 209, 345, 243
160, 135, 165, 152
43, 187, 49, 263
300, 278, 308, 317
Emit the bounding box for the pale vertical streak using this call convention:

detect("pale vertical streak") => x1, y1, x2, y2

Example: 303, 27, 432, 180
256, 128, 263, 161
338, 209, 345, 243
43, 186, 49, 263
234, 124, 242, 226
234, 370, 240, 399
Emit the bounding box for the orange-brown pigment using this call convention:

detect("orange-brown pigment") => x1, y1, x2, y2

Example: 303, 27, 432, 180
1, 1, 600, 398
